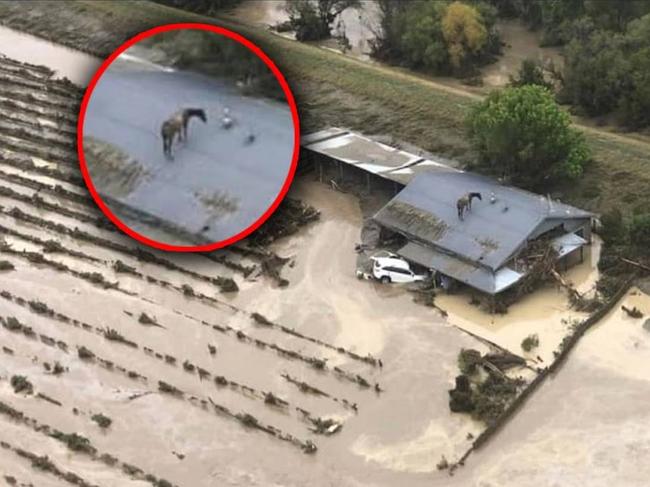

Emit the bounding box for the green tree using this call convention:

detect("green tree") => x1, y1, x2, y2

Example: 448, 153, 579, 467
466, 85, 590, 189
584, 0, 650, 32
378, 0, 499, 75
561, 30, 630, 116
509, 58, 552, 89
399, 0, 450, 72
442, 2, 488, 70
285, 0, 360, 41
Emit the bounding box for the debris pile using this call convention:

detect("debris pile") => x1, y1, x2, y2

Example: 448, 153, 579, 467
246, 198, 320, 247
449, 348, 526, 424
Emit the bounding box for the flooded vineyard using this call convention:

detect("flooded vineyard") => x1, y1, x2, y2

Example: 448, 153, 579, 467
0, 52, 484, 486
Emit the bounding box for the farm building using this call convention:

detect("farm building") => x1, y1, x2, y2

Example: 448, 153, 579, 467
301, 128, 594, 296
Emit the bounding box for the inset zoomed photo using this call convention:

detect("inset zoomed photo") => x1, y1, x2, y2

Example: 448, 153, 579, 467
79, 24, 298, 250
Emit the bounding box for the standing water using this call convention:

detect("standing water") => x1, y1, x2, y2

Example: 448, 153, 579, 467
0, 25, 101, 86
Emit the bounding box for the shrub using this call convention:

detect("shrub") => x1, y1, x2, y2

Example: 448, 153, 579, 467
521, 334, 540, 352
458, 348, 482, 375
10, 375, 33, 395
49, 431, 95, 454
509, 58, 553, 89
91, 413, 112, 429
77, 346, 95, 360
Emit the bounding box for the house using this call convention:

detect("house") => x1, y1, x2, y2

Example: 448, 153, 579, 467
373, 170, 593, 295
301, 128, 594, 296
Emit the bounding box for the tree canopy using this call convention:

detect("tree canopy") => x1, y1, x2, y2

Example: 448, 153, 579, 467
372, 0, 500, 76
442, 2, 488, 69
285, 0, 360, 41
466, 85, 590, 190
561, 13, 650, 127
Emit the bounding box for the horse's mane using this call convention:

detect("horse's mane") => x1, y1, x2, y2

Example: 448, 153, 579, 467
469, 192, 482, 200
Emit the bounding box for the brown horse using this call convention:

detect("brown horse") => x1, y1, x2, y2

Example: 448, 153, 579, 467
457, 192, 482, 220
161, 108, 207, 159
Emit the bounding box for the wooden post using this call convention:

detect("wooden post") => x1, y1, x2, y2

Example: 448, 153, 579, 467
366, 173, 370, 193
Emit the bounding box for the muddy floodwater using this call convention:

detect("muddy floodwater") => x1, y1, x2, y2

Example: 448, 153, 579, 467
461, 288, 650, 487
438, 237, 601, 364
227, 0, 380, 60
0, 25, 101, 85
83, 47, 295, 245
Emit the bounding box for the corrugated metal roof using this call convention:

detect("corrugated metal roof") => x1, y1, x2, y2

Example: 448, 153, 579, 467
375, 171, 593, 271
398, 242, 523, 294
552, 232, 587, 259
301, 129, 457, 185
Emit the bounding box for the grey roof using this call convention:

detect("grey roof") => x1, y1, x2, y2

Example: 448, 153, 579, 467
301, 129, 457, 185
398, 242, 523, 294
374, 171, 593, 271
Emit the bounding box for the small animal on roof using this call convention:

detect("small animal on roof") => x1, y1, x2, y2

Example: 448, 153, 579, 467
160, 107, 207, 159
456, 192, 482, 220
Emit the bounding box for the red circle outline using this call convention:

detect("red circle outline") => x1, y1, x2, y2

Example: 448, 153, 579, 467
77, 23, 300, 252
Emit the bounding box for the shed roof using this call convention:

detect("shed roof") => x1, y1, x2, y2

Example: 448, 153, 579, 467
301, 129, 457, 185
375, 171, 593, 270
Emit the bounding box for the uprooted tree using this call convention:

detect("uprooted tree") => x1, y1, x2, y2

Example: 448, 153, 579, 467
466, 85, 590, 191
284, 0, 360, 41
449, 349, 526, 424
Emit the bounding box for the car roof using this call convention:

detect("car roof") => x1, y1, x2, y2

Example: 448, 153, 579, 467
373, 256, 410, 269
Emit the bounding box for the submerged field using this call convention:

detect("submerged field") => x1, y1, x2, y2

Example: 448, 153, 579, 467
0, 53, 488, 486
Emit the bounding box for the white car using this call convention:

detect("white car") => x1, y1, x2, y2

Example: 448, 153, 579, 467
370, 254, 427, 284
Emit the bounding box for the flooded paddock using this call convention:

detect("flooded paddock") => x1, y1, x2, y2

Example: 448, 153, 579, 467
453, 288, 650, 487
0, 52, 485, 486
437, 237, 602, 363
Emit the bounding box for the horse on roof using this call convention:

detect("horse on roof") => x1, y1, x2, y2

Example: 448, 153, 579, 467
457, 192, 482, 220
161, 108, 207, 159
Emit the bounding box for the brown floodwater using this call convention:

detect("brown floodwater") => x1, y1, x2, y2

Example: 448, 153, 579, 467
437, 237, 602, 363
481, 20, 564, 89
0, 25, 101, 86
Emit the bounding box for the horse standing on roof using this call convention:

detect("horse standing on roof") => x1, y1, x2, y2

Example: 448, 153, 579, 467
161, 108, 207, 159
457, 192, 482, 220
